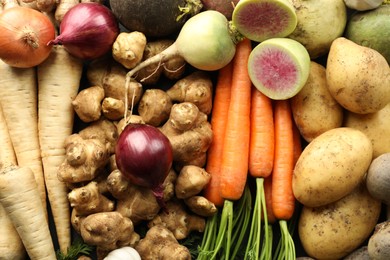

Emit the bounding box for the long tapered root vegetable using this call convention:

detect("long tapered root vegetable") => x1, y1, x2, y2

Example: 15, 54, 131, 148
37, 45, 83, 253
0, 59, 47, 217
0, 104, 16, 169
0, 104, 26, 260
0, 165, 56, 260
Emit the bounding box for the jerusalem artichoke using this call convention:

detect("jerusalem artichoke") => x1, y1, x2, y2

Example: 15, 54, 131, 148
135, 225, 191, 260
137, 89, 173, 126
166, 71, 213, 115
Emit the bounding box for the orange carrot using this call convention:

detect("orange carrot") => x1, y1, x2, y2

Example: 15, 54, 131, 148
272, 99, 296, 260
249, 87, 274, 178
271, 99, 295, 220
219, 38, 252, 201
203, 62, 233, 207
244, 87, 275, 260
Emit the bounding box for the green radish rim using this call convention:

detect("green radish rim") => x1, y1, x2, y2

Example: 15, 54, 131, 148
248, 38, 310, 100
232, 0, 297, 43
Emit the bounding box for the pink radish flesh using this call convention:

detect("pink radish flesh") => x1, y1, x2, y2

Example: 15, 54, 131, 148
253, 48, 298, 92
235, 2, 292, 37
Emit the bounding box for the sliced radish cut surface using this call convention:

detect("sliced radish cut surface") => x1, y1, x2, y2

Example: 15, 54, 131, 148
232, 0, 297, 42
248, 38, 310, 100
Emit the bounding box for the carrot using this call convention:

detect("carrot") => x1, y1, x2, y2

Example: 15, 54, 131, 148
249, 87, 274, 178
37, 45, 83, 253
200, 38, 252, 260
0, 60, 47, 218
203, 61, 233, 207
0, 165, 56, 260
219, 38, 252, 201
0, 104, 26, 260
272, 99, 296, 260
272, 99, 295, 220
244, 87, 275, 260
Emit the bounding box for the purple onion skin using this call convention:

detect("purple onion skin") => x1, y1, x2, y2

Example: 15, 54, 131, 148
115, 123, 173, 207
49, 3, 119, 60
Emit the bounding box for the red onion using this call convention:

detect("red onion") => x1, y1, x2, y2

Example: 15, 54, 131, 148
115, 123, 173, 208
48, 3, 119, 60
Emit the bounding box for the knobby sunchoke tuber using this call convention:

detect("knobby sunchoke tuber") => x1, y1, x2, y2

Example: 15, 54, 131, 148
166, 71, 213, 115
175, 165, 211, 199
72, 85, 105, 123
78, 118, 118, 154
160, 102, 213, 168
68, 181, 115, 216
148, 199, 206, 240
58, 134, 110, 183
106, 169, 177, 224
87, 57, 143, 108
112, 31, 147, 69
135, 225, 191, 260
137, 89, 172, 126
80, 212, 140, 252
184, 196, 217, 217
101, 97, 125, 121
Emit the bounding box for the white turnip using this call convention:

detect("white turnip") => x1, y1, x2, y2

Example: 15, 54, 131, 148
122, 10, 239, 120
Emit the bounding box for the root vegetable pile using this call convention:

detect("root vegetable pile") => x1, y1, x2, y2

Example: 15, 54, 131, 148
1, 1, 390, 260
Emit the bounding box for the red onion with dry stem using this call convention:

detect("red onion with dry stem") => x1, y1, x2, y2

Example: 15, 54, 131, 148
115, 123, 173, 208
48, 2, 119, 60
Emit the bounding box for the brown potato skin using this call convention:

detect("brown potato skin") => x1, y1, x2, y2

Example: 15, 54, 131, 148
326, 37, 390, 114
298, 182, 381, 260
344, 103, 390, 159
291, 61, 343, 142
292, 127, 372, 207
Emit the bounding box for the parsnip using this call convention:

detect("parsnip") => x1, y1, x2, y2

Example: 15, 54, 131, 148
0, 165, 56, 260
0, 60, 47, 218
37, 45, 83, 253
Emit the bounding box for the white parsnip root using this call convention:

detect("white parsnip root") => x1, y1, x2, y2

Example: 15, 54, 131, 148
37, 45, 84, 253
0, 103, 26, 260
0, 59, 47, 219
0, 165, 56, 260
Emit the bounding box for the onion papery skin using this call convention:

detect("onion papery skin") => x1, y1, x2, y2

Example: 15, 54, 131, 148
49, 3, 119, 60
115, 124, 173, 203
0, 6, 55, 68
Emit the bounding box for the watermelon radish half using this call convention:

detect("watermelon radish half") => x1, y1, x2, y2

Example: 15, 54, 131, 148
232, 0, 297, 42
248, 38, 311, 100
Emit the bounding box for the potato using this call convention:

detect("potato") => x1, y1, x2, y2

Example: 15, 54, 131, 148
292, 127, 373, 207
326, 37, 390, 114
298, 182, 382, 260
291, 61, 344, 142
344, 103, 390, 159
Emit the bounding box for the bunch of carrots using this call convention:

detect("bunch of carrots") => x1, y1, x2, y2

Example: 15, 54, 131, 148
199, 38, 302, 259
